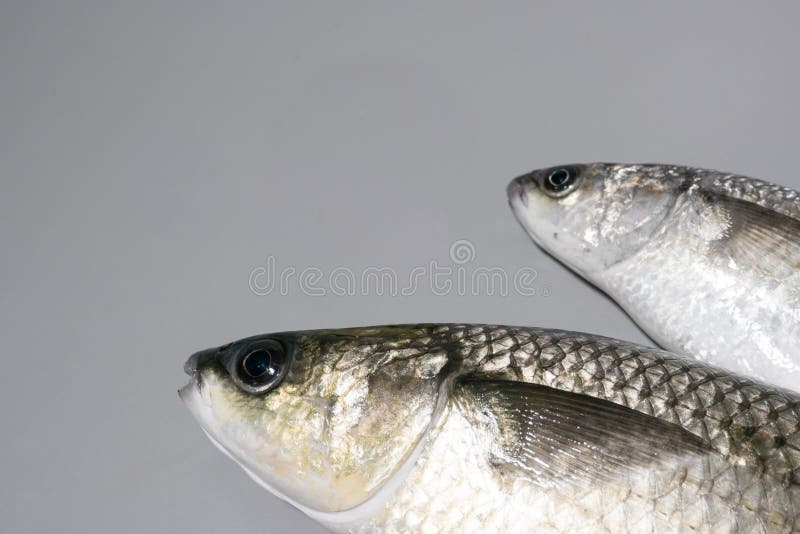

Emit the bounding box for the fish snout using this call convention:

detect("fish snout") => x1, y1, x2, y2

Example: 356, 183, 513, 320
184, 347, 220, 376
507, 175, 532, 208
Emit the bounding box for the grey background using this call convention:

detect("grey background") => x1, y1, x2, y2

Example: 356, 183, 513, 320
2, 1, 799, 532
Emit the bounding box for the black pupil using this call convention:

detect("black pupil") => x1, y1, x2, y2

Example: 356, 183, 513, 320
242, 349, 275, 378
548, 169, 571, 187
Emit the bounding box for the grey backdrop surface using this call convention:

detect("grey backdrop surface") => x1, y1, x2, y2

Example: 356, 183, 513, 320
2, 2, 800, 532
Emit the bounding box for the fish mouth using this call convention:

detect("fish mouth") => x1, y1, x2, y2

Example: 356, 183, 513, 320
507, 176, 529, 209
507, 175, 546, 249
178, 375, 215, 434
506, 176, 594, 280
178, 372, 201, 400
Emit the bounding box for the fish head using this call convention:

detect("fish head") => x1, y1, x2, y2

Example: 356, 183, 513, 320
507, 163, 686, 276
179, 326, 450, 520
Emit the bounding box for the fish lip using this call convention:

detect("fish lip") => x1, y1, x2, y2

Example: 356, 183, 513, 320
178, 373, 211, 409
507, 177, 529, 208
178, 380, 194, 402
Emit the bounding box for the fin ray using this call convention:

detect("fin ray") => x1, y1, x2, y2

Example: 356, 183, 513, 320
455, 380, 711, 488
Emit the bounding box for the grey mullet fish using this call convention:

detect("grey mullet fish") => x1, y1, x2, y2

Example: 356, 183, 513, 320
180, 324, 800, 532
508, 164, 800, 391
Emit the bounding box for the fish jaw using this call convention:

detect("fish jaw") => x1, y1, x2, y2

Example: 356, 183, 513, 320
180, 373, 456, 532
179, 374, 343, 513
507, 173, 596, 279
180, 376, 378, 532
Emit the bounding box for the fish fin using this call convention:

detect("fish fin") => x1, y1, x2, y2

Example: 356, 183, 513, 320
455, 380, 711, 488
704, 193, 800, 277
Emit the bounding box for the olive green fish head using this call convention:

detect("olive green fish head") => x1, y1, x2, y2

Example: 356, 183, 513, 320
179, 325, 451, 519
508, 163, 687, 276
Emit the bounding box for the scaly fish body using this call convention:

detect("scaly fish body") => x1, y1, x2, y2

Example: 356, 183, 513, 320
180, 324, 800, 532
507, 164, 800, 390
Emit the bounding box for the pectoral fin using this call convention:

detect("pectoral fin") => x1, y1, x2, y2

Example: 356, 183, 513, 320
455, 380, 711, 488
706, 193, 800, 278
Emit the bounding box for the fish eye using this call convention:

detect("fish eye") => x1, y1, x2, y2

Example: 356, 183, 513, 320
242, 350, 273, 378
542, 167, 581, 196
232, 339, 288, 394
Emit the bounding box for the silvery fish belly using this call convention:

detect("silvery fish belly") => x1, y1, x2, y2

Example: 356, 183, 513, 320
507, 163, 800, 392
180, 324, 800, 533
